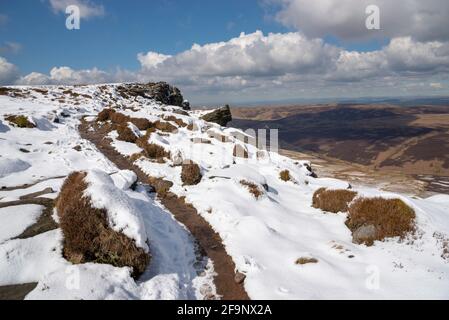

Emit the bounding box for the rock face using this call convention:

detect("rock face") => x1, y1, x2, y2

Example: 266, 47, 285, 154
147, 82, 184, 107
201, 105, 232, 127
117, 82, 184, 107
352, 225, 377, 244
182, 100, 191, 111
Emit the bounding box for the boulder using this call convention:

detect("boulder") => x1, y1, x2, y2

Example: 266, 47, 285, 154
201, 105, 232, 127
116, 82, 184, 107
352, 225, 377, 245
146, 82, 184, 107
182, 100, 191, 111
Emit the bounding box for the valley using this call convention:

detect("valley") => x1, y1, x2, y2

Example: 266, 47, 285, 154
231, 104, 449, 195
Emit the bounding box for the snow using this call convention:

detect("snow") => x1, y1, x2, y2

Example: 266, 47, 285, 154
109, 130, 143, 156
0, 178, 63, 202
0, 205, 43, 243
0, 158, 31, 178
111, 170, 137, 191
0, 85, 217, 300
84, 169, 149, 252
24, 183, 216, 300
0, 230, 68, 286
1, 84, 448, 300
26, 264, 141, 300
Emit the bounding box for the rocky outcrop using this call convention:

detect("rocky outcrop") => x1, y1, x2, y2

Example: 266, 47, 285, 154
182, 100, 191, 111
201, 105, 232, 126
117, 82, 184, 107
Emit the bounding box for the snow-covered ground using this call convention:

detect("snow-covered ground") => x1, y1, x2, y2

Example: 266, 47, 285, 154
1, 84, 448, 299
0, 86, 215, 300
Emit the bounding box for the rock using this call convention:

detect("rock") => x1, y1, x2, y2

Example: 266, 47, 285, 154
59, 110, 70, 118
182, 100, 191, 111
171, 150, 184, 166
234, 272, 246, 284
173, 109, 189, 116
352, 225, 377, 244
146, 82, 184, 107
116, 82, 184, 107
201, 105, 232, 127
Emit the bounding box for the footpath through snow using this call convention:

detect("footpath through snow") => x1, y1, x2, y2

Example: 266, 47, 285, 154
0, 84, 448, 299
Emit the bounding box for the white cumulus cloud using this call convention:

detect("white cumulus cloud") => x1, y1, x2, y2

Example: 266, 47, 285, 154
138, 31, 339, 78
48, 0, 105, 19
138, 52, 172, 69
11, 31, 449, 103
270, 0, 449, 41
0, 56, 20, 85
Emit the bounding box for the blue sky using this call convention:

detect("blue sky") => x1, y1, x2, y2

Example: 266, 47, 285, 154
1, 0, 449, 104
1, 0, 288, 74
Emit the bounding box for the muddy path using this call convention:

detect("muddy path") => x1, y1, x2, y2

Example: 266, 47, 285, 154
78, 119, 249, 300
0, 283, 38, 300
0, 176, 66, 192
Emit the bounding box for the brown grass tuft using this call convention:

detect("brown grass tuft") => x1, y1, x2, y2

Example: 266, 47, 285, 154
346, 197, 416, 246
117, 124, 138, 143
154, 120, 177, 133
5, 115, 36, 128
312, 188, 357, 213
110, 112, 129, 125
129, 117, 152, 130
129, 152, 145, 163
56, 172, 149, 278
164, 115, 187, 127
97, 108, 152, 130
97, 108, 115, 122
295, 257, 318, 265
279, 170, 291, 182
240, 180, 263, 199
136, 137, 170, 160
181, 161, 202, 186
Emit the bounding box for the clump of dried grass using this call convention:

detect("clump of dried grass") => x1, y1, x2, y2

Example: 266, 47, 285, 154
56, 172, 150, 278
312, 188, 357, 213
346, 197, 416, 246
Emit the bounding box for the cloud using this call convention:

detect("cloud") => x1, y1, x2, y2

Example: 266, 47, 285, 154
269, 0, 449, 42
11, 31, 449, 103
48, 0, 105, 19
0, 56, 20, 85
138, 32, 449, 83
138, 31, 340, 78
18, 72, 53, 85
18, 66, 114, 85
328, 37, 449, 81
0, 42, 22, 55
137, 52, 172, 69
